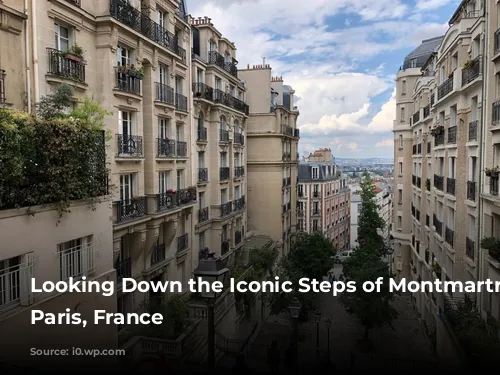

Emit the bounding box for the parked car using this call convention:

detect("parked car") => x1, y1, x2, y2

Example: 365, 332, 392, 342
334, 250, 354, 263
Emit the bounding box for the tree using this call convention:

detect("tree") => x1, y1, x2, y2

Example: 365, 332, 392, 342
268, 232, 336, 315
357, 171, 385, 252
340, 171, 397, 344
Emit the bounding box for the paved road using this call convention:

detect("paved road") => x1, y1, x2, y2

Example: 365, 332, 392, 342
244, 264, 437, 371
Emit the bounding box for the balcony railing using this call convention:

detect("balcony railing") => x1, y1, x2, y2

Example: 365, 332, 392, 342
156, 189, 196, 211
110, 0, 186, 62
198, 168, 208, 183
157, 138, 176, 157
175, 93, 188, 112
234, 132, 244, 145
445, 226, 454, 247
281, 124, 293, 137
115, 197, 147, 223
114, 66, 141, 94
192, 82, 214, 101
468, 120, 478, 141
151, 242, 166, 266
115, 257, 131, 281
155, 82, 174, 105
234, 166, 245, 178
446, 178, 455, 196
208, 51, 238, 78
412, 110, 420, 124
234, 196, 245, 212
434, 174, 443, 191
491, 176, 499, 196
434, 133, 444, 146
433, 214, 443, 237
466, 237, 475, 261
423, 104, 430, 119
467, 181, 476, 201
117, 134, 143, 157
220, 129, 229, 143
198, 207, 209, 223
66, 0, 81, 5
220, 167, 230, 181
462, 56, 482, 86
47, 48, 85, 82
438, 77, 453, 100
198, 126, 207, 141
495, 29, 500, 55
447, 126, 457, 144
176, 141, 187, 157
213, 89, 249, 115
220, 202, 232, 217
177, 233, 188, 253
493, 100, 500, 126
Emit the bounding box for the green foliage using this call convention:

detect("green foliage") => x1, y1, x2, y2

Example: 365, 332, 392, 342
358, 171, 385, 252
139, 295, 189, 339
0, 87, 110, 223
268, 232, 335, 315
250, 246, 279, 277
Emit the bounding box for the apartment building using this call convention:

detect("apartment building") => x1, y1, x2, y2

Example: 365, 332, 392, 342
394, 0, 487, 363
238, 67, 300, 254
0, 0, 116, 363
297, 148, 350, 251
190, 16, 248, 267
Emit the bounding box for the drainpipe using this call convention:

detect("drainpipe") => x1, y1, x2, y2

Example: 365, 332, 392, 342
24, 0, 31, 113
31, 0, 39, 104
477, 4, 488, 314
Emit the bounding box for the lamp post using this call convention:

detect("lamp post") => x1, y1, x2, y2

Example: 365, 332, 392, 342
313, 310, 322, 357
193, 254, 229, 371
325, 318, 332, 363
288, 297, 302, 342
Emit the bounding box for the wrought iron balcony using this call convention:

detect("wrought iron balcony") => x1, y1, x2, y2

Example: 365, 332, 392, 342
434, 133, 444, 146
412, 110, 420, 124
493, 100, 500, 126
466, 237, 475, 261
220, 201, 232, 217
155, 82, 175, 105
115, 196, 147, 223
47, 48, 85, 82
234, 166, 245, 178
110, 0, 186, 62
117, 134, 143, 157
175, 93, 187, 112
490, 176, 499, 196
66, 0, 81, 5
114, 67, 141, 95
433, 214, 443, 236
462, 56, 482, 86
157, 138, 176, 157
220, 167, 230, 181
468, 120, 478, 141
281, 124, 293, 137
233, 196, 245, 212
423, 104, 430, 119
221, 240, 230, 256
115, 257, 131, 281
176, 141, 187, 157
220, 129, 229, 143
208, 51, 238, 78
198, 207, 209, 223
192, 82, 214, 101
434, 174, 443, 191
467, 181, 476, 201
447, 126, 457, 144
197, 126, 208, 142
234, 132, 244, 145
198, 168, 208, 183
437, 76, 453, 100
151, 242, 166, 266
177, 233, 188, 253
156, 188, 196, 211
235, 230, 242, 246
445, 226, 454, 247
213, 89, 249, 115
446, 178, 455, 196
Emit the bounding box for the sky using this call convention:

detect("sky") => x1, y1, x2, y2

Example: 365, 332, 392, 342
187, 0, 461, 159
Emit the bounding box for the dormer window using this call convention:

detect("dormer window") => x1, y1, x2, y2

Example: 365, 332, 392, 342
312, 167, 319, 179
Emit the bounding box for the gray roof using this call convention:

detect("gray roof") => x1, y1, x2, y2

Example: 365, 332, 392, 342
298, 162, 338, 181
402, 36, 444, 69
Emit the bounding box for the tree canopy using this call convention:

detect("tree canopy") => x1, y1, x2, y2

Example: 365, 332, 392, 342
357, 171, 385, 252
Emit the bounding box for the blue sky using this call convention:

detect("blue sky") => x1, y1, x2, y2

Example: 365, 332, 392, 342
188, 0, 461, 158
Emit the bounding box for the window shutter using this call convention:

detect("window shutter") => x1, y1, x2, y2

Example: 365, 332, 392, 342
20, 252, 35, 306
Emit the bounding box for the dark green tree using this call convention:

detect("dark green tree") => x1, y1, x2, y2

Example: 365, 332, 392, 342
357, 171, 385, 252
268, 232, 336, 315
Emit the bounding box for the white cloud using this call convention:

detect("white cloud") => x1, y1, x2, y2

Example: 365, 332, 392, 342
376, 139, 394, 147
415, 0, 453, 11
187, 0, 450, 157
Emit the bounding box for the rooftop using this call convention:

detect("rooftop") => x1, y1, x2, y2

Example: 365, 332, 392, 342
402, 36, 444, 69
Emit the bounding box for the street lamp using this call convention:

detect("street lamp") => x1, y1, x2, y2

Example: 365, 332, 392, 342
193, 254, 229, 371
313, 310, 322, 357
325, 318, 332, 363
288, 297, 302, 342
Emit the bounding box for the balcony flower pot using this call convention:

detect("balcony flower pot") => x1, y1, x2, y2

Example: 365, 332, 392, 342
166, 189, 176, 195
64, 43, 84, 62
65, 52, 81, 62
195, 92, 202, 97
485, 166, 499, 177
430, 125, 444, 137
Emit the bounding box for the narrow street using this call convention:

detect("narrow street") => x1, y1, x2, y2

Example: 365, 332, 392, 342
244, 264, 438, 371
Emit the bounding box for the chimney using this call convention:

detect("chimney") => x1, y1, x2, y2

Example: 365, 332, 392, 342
262, 57, 266, 65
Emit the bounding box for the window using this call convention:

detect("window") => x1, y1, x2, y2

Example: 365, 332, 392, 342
398, 189, 403, 203
198, 151, 205, 168
398, 162, 403, 175
449, 157, 456, 178
158, 63, 169, 85
156, 8, 167, 29
58, 236, 93, 280
471, 96, 478, 121
409, 58, 417, 68
220, 152, 227, 167
120, 174, 134, 201
402, 80, 406, 95
312, 167, 319, 179
117, 45, 131, 66
196, 68, 203, 83
118, 111, 133, 135
470, 157, 477, 181
209, 40, 217, 52
400, 107, 405, 122
221, 188, 228, 203
158, 117, 170, 139
159, 171, 170, 193
313, 219, 319, 232
199, 192, 205, 208
450, 105, 457, 127
234, 152, 240, 167
175, 76, 183, 95
54, 23, 69, 51
230, 85, 235, 97
298, 184, 304, 196
235, 186, 241, 199
176, 169, 184, 190
176, 123, 183, 141
222, 225, 228, 242
313, 202, 319, 214
398, 216, 402, 229
199, 232, 205, 253
399, 135, 403, 148
451, 53, 458, 71
0, 254, 34, 310
215, 77, 222, 91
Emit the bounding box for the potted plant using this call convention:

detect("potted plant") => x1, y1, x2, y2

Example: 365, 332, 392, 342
64, 43, 84, 62
166, 188, 176, 194
117, 65, 144, 79
187, 186, 196, 193
463, 60, 472, 69
481, 237, 500, 262
429, 125, 444, 137
485, 166, 500, 177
